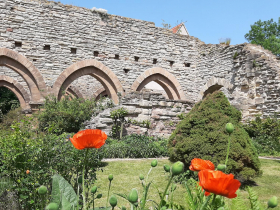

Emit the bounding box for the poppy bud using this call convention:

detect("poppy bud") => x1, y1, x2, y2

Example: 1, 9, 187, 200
217, 164, 226, 171
225, 123, 234, 134
38, 185, 47, 195
108, 174, 113, 181
46, 202, 59, 210
268, 196, 278, 208
171, 161, 184, 176
121, 206, 126, 210
139, 174, 144, 180
151, 159, 158, 167
26, 170, 30, 174
163, 164, 170, 172
96, 194, 102, 199
171, 184, 177, 191
109, 195, 118, 207
128, 188, 138, 203
91, 186, 97, 194
78, 176, 83, 184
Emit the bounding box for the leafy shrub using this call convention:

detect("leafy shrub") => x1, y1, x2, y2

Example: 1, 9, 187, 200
0, 87, 20, 122
0, 107, 25, 132
38, 96, 98, 134
110, 107, 128, 139
243, 116, 280, 156
102, 134, 168, 158
168, 91, 261, 181
0, 119, 103, 209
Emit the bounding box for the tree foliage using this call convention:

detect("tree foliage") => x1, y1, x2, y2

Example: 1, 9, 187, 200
245, 18, 280, 57
0, 87, 20, 121
168, 91, 261, 181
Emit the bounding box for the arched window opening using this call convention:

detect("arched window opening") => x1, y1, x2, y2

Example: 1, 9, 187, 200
142, 81, 168, 99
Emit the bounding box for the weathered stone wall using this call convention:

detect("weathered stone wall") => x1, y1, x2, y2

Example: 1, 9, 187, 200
1, 0, 280, 120
85, 91, 194, 137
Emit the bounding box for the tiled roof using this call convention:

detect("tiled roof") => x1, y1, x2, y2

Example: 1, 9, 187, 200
171, 23, 183, 34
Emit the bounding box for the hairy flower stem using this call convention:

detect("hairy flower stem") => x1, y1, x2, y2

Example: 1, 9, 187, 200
225, 133, 231, 166
92, 197, 95, 210
77, 183, 80, 210
160, 176, 173, 208
145, 167, 153, 182
82, 149, 89, 210
106, 181, 112, 207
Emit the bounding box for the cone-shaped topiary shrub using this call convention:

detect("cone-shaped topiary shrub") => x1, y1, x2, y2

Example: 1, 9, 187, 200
168, 91, 261, 181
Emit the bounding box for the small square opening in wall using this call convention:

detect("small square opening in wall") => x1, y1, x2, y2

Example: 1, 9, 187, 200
185, 63, 191, 67
44, 45, 50, 50
153, 59, 157, 64
15, 41, 22, 47
71, 48, 77, 54
115, 54, 119, 59
169, 61, 174, 67
94, 51, 99, 57
124, 69, 130, 74
134, 56, 139, 62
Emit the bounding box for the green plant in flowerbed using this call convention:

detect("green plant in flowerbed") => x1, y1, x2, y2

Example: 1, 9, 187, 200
168, 91, 261, 181
38, 96, 100, 135
0, 119, 103, 209
243, 115, 280, 156
102, 134, 168, 158
110, 107, 128, 139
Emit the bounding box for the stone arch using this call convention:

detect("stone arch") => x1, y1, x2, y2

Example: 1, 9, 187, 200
92, 87, 108, 100
66, 85, 84, 99
0, 48, 47, 102
131, 67, 186, 100
0, 75, 31, 110
52, 60, 123, 104
200, 77, 233, 99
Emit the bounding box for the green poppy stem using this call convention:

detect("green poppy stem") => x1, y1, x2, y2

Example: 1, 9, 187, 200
106, 181, 112, 207
225, 133, 231, 166
83, 149, 89, 210
160, 176, 173, 208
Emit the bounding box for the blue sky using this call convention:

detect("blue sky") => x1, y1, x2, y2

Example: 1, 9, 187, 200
56, 0, 280, 45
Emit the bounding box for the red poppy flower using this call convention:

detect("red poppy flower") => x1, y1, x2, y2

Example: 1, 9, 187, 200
189, 158, 215, 171
70, 129, 107, 150
198, 169, 241, 198
26, 170, 30, 174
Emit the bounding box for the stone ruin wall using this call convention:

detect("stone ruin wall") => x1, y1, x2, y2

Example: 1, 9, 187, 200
85, 91, 194, 137
0, 0, 280, 134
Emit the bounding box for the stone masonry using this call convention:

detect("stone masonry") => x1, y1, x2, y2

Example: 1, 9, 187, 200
85, 91, 194, 137
1, 0, 280, 123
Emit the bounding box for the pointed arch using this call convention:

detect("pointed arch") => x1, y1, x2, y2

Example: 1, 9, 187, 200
92, 87, 108, 100
66, 85, 84, 99
199, 77, 234, 99
131, 67, 186, 100
0, 48, 47, 102
52, 59, 123, 104
0, 75, 31, 110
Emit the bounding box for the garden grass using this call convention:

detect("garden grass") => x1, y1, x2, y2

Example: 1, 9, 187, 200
94, 159, 186, 208
94, 158, 280, 209
236, 159, 280, 210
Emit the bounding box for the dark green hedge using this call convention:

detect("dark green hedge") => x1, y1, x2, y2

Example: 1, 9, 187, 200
168, 91, 261, 181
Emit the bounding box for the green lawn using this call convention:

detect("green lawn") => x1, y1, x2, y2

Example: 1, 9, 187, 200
94, 158, 280, 209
